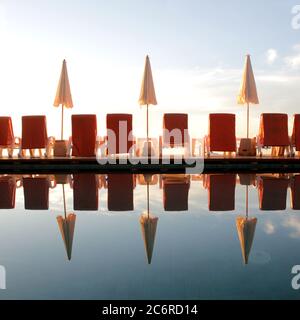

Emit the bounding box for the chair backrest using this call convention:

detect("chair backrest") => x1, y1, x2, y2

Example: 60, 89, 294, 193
207, 174, 236, 211
163, 113, 189, 147
73, 174, 98, 210
292, 114, 300, 151
0, 117, 14, 147
72, 114, 97, 157
209, 114, 236, 152
0, 176, 16, 209
106, 114, 133, 155
258, 176, 289, 210
107, 174, 134, 211
259, 113, 289, 147
23, 177, 49, 210
22, 116, 48, 149
163, 175, 190, 211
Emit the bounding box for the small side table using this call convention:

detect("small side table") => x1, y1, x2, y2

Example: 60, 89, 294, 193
238, 138, 256, 156
54, 140, 69, 157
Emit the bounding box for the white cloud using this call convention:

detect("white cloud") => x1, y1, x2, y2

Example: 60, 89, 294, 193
285, 55, 300, 69
266, 49, 278, 64
264, 221, 276, 234
283, 217, 300, 238
284, 44, 300, 69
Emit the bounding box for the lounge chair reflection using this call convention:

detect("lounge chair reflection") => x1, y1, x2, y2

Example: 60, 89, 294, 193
23, 175, 55, 210
257, 175, 289, 210
107, 174, 134, 211
162, 174, 190, 211
0, 176, 18, 209
72, 174, 99, 211
204, 174, 236, 211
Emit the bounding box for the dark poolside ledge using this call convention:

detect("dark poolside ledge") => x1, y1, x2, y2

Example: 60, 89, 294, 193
0, 156, 300, 173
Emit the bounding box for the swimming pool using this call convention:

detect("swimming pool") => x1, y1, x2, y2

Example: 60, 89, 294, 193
0, 173, 299, 300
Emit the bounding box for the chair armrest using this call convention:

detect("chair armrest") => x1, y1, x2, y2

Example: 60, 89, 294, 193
47, 136, 56, 146
16, 177, 23, 188
48, 175, 57, 189
66, 136, 72, 157
159, 136, 162, 157
69, 175, 74, 189
203, 135, 209, 155
256, 134, 263, 148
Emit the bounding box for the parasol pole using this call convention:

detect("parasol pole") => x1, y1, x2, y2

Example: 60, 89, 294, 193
62, 184, 67, 219
61, 104, 64, 140
147, 182, 150, 219
247, 102, 249, 139
246, 185, 249, 219
62, 183, 70, 252
146, 103, 149, 143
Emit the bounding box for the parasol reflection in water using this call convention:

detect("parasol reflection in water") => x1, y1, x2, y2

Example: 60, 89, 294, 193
56, 183, 76, 261
236, 174, 257, 265
139, 174, 159, 264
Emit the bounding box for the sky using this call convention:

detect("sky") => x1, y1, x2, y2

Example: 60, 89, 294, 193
1, 0, 300, 139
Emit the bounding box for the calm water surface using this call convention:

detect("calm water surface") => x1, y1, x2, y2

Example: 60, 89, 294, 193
0, 173, 299, 300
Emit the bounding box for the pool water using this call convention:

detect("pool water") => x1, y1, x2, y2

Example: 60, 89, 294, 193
0, 173, 299, 300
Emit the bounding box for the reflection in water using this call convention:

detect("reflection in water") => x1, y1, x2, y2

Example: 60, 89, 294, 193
57, 212, 76, 261
140, 213, 158, 264
140, 174, 159, 264
257, 175, 289, 210
57, 178, 77, 261
0, 173, 300, 298
290, 174, 300, 210
236, 174, 258, 265
73, 174, 99, 211
23, 175, 55, 210
162, 174, 190, 211
0, 176, 17, 209
0, 173, 299, 267
204, 174, 236, 211
236, 217, 257, 264
107, 174, 134, 211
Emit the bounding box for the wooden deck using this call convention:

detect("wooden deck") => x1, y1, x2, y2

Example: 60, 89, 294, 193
0, 155, 299, 173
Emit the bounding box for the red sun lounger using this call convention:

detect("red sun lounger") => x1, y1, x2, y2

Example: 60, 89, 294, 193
0, 117, 20, 157
106, 114, 134, 156
205, 113, 236, 155
71, 114, 98, 157
160, 113, 190, 157
291, 114, 300, 154
257, 113, 290, 156
20, 115, 55, 157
